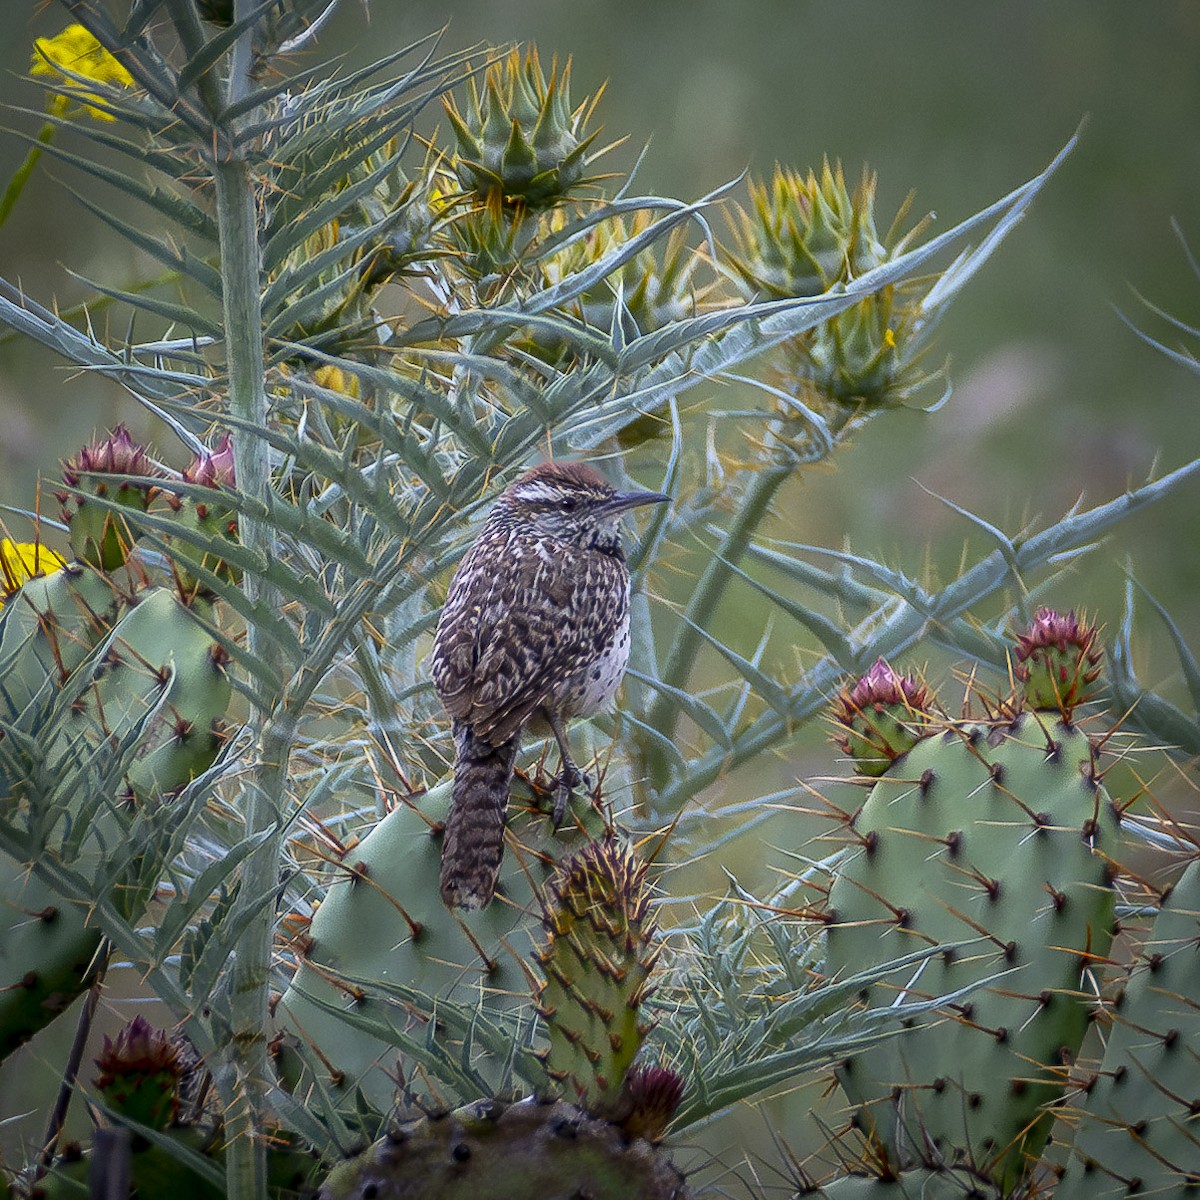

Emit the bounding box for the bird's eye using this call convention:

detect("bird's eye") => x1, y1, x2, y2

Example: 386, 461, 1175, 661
558, 496, 577, 510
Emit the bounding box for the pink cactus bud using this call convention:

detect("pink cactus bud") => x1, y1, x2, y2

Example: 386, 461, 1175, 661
1014, 607, 1102, 716
621, 1062, 684, 1142
93, 1015, 183, 1130
182, 433, 235, 490
832, 658, 933, 775
59, 423, 157, 496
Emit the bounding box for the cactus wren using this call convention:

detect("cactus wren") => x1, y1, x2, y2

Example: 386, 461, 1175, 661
430, 462, 669, 910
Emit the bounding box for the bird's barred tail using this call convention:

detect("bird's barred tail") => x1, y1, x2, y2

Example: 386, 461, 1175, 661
439, 724, 520, 909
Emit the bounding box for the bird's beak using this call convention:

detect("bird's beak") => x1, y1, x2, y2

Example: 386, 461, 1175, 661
601, 488, 672, 517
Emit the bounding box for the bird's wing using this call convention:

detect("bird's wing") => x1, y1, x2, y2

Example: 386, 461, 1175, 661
430, 531, 627, 745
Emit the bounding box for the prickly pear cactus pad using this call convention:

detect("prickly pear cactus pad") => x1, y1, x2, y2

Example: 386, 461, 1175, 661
823, 709, 1121, 1184
275, 783, 605, 1113
0, 868, 103, 1057
1055, 856, 1200, 1199
317, 1098, 692, 1200
0, 563, 123, 737
812, 1166, 1004, 1200
534, 836, 658, 1114
0, 579, 230, 1056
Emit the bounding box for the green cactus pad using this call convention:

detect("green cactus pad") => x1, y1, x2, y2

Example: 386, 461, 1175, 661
275, 782, 606, 1113
1, 585, 229, 1055
813, 1166, 1004, 1200
0, 869, 102, 1059
34, 1125, 321, 1199
52, 586, 230, 803
0, 564, 123, 735
535, 837, 657, 1114
1055, 856, 1200, 1199
318, 1098, 691, 1200
824, 714, 1120, 1185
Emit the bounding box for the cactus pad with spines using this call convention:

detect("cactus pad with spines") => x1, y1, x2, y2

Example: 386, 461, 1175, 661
317, 1098, 692, 1200
1055, 855, 1200, 1199
0, 578, 229, 1056
824, 711, 1121, 1185
275, 783, 606, 1113
813, 1166, 1004, 1200
534, 836, 658, 1115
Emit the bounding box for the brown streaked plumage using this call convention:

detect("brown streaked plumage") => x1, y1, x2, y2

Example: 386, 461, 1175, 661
429, 462, 670, 909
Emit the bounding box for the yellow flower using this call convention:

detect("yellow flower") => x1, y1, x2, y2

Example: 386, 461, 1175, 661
312, 364, 361, 398
0, 539, 66, 604
31, 25, 134, 121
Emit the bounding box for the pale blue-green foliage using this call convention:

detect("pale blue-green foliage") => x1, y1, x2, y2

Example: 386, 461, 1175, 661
2, 3, 1200, 1198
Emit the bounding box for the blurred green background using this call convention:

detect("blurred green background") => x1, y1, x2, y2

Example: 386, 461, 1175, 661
2, 0, 1200, 1177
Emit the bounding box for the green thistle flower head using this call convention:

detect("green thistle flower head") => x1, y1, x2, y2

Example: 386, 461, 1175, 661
539, 210, 710, 337
725, 162, 946, 453
443, 48, 604, 207
727, 161, 891, 299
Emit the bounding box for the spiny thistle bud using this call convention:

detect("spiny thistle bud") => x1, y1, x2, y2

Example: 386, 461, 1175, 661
93, 1015, 183, 1131
727, 161, 890, 300
539, 210, 710, 341
443, 48, 603, 207
534, 837, 659, 1116
58, 424, 160, 570
1014, 608, 1103, 717
620, 1062, 685, 1143
832, 658, 934, 776
0, 538, 65, 604
726, 164, 938, 453
440, 186, 524, 292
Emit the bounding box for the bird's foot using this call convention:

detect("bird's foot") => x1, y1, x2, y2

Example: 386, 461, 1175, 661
550, 764, 592, 828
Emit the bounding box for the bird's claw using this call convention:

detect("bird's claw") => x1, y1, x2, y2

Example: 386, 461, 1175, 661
550, 765, 591, 829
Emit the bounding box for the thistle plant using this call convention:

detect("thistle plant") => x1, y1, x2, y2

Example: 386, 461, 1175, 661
1, 5, 1198, 1200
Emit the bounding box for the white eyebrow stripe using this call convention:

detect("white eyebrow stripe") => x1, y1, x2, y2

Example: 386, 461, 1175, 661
512, 481, 562, 504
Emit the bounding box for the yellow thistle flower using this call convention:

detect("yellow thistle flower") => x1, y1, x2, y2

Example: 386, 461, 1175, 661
312, 364, 361, 398
31, 24, 134, 121
0, 538, 66, 604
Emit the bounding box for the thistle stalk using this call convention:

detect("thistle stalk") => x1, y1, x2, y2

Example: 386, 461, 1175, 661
642, 461, 791, 801
207, 10, 281, 1198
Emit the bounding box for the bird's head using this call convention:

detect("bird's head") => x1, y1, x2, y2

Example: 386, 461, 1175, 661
497, 462, 670, 552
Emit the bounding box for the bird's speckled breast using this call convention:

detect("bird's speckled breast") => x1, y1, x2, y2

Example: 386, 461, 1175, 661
555, 589, 631, 718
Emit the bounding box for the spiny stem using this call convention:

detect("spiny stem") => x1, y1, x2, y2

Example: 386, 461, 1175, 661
642, 461, 792, 801
208, 9, 281, 1196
